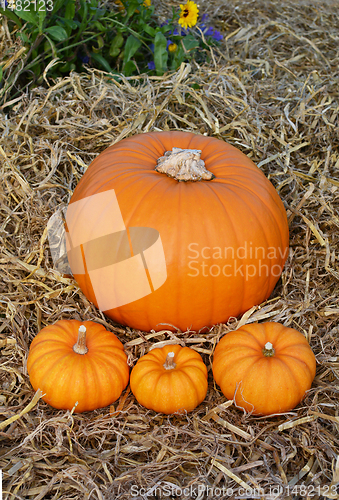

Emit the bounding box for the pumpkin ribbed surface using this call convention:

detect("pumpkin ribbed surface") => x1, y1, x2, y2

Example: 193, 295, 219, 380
212, 322, 316, 415
130, 344, 208, 414
27, 319, 129, 413
67, 131, 289, 332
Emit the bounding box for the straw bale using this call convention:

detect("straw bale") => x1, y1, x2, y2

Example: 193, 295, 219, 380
0, 0, 339, 498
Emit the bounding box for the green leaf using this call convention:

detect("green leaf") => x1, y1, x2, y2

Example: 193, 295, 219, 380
62, 18, 78, 31
93, 20, 106, 32
51, 0, 69, 15
126, 1, 139, 18
123, 34, 141, 63
90, 52, 113, 73
123, 60, 136, 77
31, 62, 42, 77
37, 2, 47, 33
59, 61, 71, 72
91, 35, 105, 53
0, 7, 22, 27
93, 8, 106, 20
109, 33, 124, 58
140, 2, 154, 20
0, 65, 3, 84
58, 62, 75, 74
78, 0, 85, 15
45, 26, 68, 41
44, 34, 58, 58
75, 0, 88, 41
65, 0, 75, 20
140, 22, 155, 37
170, 45, 185, 70
182, 34, 199, 52
153, 31, 168, 76
160, 24, 173, 34
14, 7, 38, 26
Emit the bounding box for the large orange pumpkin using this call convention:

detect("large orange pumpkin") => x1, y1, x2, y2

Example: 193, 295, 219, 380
212, 322, 316, 415
65, 131, 289, 332
27, 320, 129, 412
130, 344, 208, 414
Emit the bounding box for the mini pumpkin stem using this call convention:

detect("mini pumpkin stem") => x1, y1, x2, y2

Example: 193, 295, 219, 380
155, 147, 215, 182
262, 341, 275, 357
73, 325, 88, 355
163, 352, 176, 370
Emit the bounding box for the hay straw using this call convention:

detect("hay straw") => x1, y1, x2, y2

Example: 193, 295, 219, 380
0, 389, 43, 430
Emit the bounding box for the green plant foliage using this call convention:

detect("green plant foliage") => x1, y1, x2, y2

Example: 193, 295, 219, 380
153, 32, 168, 76
0, 0, 223, 101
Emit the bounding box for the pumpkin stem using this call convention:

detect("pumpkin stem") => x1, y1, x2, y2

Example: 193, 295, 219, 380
163, 352, 176, 370
262, 341, 275, 357
155, 147, 215, 182
73, 325, 88, 355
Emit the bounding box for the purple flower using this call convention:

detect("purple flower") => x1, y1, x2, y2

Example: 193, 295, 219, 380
148, 61, 155, 70
200, 24, 223, 41
212, 30, 223, 41
168, 27, 180, 36
203, 26, 214, 36
78, 54, 90, 64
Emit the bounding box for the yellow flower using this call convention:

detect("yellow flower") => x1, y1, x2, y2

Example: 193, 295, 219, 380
178, 0, 199, 29
115, 0, 150, 13
115, 0, 125, 11
168, 43, 177, 53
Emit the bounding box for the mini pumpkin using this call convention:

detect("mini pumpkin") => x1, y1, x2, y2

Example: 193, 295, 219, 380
212, 321, 316, 415
65, 131, 289, 332
27, 319, 129, 413
130, 344, 208, 414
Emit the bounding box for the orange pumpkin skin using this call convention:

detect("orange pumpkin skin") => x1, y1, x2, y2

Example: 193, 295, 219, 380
212, 322, 316, 415
67, 131, 289, 332
27, 320, 129, 413
130, 345, 208, 414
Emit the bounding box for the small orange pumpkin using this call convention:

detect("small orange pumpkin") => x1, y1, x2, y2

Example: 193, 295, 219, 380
27, 319, 130, 413
130, 344, 208, 414
212, 322, 316, 415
